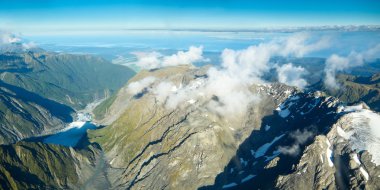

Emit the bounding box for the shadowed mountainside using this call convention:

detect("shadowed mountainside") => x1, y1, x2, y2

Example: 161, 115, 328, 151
0, 81, 74, 144
0, 51, 135, 110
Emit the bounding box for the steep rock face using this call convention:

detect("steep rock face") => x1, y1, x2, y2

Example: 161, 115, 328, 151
0, 52, 135, 109
201, 91, 342, 189
0, 142, 102, 190
88, 66, 380, 189
1, 65, 378, 189
90, 66, 301, 189
93, 66, 192, 124
276, 105, 380, 190
276, 135, 337, 190
0, 81, 73, 144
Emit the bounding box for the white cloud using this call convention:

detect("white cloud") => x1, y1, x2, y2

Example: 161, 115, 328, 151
0, 31, 38, 51
152, 81, 177, 104
278, 129, 314, 156
132, 46, 205, 70
363, 44, 380, 62
0, 31, 21, 45
220, 44, 274, 83
203, 67, 259, 116
127, 77, 156, 95
277, 144, 300, 156
162, 46, 204, 66
276, 63, 309, 89
323, 44, 380, 90
324, 52, 364, 89
139, 33, 328, 118
131, 52, 162, 70
282, 33, 330, 57
22, 41, 37, 49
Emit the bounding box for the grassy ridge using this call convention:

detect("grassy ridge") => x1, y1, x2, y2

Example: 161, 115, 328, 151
0, 142, 99, 189
315, 73, 380, 111
0, 52, 135, 110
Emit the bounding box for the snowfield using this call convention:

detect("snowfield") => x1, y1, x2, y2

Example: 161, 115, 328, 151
338, 105, 380, 165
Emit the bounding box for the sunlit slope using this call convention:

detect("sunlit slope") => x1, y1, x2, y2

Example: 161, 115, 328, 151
0, 142, 101, 189
88, 66, 298, 189
314, 73, 380, 111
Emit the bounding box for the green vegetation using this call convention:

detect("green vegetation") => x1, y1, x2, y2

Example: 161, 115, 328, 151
0, 52, 135, 110
316, 73, 380, 111
0, 81, 74, 144
92, 93, 117, 120
89, 66, 192, 164
0, 142, 98, 189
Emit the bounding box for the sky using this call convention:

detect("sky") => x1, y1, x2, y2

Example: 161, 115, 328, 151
0, 0, 379, 34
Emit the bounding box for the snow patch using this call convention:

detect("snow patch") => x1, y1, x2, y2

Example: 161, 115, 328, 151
343, 109, 380, 165
278, 109, 290, 118
342, 104, 364, 113
326, 139, 334, 167
320, 154, 324, 163
289, 95, 300, 101
241, 174, 256, 183
265, 125, 271, 131
187, 99, 196, 104
359, 167, 369, 181
265, 150, 281, 162
222, 183, 238, 189
337, 126, 351, 140
255, 134, 285, 158
352, 153, 361, 165
240, 158, 248, 166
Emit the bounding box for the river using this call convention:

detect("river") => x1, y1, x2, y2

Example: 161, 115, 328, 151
25, 98, 106, 147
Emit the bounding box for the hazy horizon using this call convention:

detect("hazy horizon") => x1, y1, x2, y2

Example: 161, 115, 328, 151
1, 0, 380, 35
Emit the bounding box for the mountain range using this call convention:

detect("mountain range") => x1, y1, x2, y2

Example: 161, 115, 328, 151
0, 47, 135, 144
0, 47, 379, 189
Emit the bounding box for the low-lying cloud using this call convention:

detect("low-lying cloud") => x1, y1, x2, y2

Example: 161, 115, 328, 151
0, 31, 21, 45
324, 44, 380, 89
131, 52, 162, 70
132, 46, 205, 70
127, 33, 330, 117
0, 31, 37, 50
282, 33, 330, 57
277, 129, 314, 156
127, 77, 156, 95
162, 46, 204, 67
276, 63, 309, 89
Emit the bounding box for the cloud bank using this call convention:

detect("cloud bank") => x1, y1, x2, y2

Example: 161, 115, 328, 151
128, 33, 329, 117
277, 129, 314, 156
132, 46, 205, 70
0, 31, 37, 50
131, 52, 162, 70
276, 63, 309, 89
127, 77, 156, 95
0, 31, 21, 45
324, 44, 380, 89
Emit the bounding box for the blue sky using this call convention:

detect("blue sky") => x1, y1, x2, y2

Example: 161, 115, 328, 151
0, 0, 379, 34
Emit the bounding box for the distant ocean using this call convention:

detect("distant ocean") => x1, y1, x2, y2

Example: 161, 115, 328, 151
27, 30, 380, 64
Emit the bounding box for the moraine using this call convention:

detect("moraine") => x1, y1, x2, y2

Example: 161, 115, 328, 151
24, 98, 105, 147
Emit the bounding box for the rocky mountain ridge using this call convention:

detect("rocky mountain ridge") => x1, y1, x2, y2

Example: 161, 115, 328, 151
0, 65, 379, 189
89, 66, 380, 189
